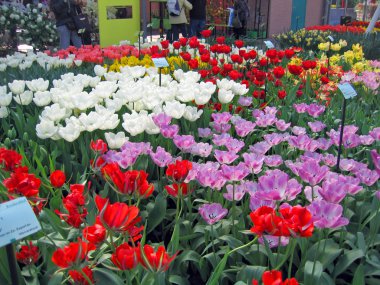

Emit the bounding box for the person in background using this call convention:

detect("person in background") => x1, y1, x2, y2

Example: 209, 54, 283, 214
233, 0, 250, 39
169, 0, 193, 42
50, 0, 82, 49
76, 0, 92, 45
189, 0, 206, 38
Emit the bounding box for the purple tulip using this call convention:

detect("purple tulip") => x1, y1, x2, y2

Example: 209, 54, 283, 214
173, 135, 196, 152
354, 168, 379, 186
306, 103, 325, 118
264, 155, 283, 167
258, 235, 289, 248
212, 133, 232, 147
371, 149, 380, 175
223, 184, 247, 201
149, 146, 173, 167
190, 142, 213, 158
340, 158, 357, 172
296, 159, 330, 186
249, 195, 276, 211
238, 96, 252, 106
369, 127, 380, 140
304, 186, 323, 202
254, 169, 302, 201
307, 200, 349, 229
360, 135, 375, 145
323, 154, 337, 167
221, 163, 250, 181
264, 133, 286, 146
249, 141, 272, 155
213, 122, 231, 133
243, 152, 265, 174
292, 126, 307, 136
160, 124, 179, 138
198, 127, 212, 138
211, 112, 232, 124
317, 138, 333, 150
308, 121, 326, 133
275, 119, 291, 131
214, 150, 239, 164
152, 113, 172, 128
225, 138, 245, 153
199, 203, 228, 225
234, 120, 256, 137
293, 103, 308, 113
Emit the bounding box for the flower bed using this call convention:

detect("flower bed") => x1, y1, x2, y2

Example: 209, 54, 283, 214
0, 35, 379, 285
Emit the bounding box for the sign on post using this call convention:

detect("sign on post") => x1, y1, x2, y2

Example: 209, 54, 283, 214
0, 197, 41, 247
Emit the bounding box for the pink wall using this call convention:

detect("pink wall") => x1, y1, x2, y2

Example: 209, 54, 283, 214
305, 0, 324, 27
268, 0, 292, 36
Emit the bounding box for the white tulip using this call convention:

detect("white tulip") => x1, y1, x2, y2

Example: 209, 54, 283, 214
13, 91, 33, 105
163, 100, 186, 119
0, 92, 12, 106
27, 78, 49, 92
79, 112, 102, 132
58, 122, 81, 142
33, 91, 51, 106
200, 81, 217, 95
94, 65, 107, 77
36, 119, 58, 139
105, 131, 129, 149
122, 110, 147, 136
176, 82, 196, 102
104, 72, 121, 82
194, 90, 211, 105
105, 98, 124, 112
72, 92, 98, 110
218, 89, 234, 104
89, 76, 101, 88
0, 106, 8, 118
182, 71, 201, 83
183, 106, 203, 121
99, 113, 120, 130
217, 78, 234, 90
0, 63, 6, 71
41, 103, 70, 122
145, 114, 160, 134
8, 80, 25, 95
232, 82, 249, 96
74, 60, 82, 66
126, 100, 146, 112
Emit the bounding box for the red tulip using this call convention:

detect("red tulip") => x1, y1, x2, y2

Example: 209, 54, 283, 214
288, 64, 303, 76
0, 148, 22, 171
216, 36, 225, 44
82, 218, 106, 246
3, 167, 40, 197
285, 49, 295, 59
278, 90, 287, 99
273, 66, 285, 79
166, 160, 192, 182
200, 29, 212, 38
234, 39, 244, 48
140, 245, 177, 272
266, 49, 277, 59
165, 183, 190, 197
172, 41, 181, 49
68, 266, 94, 285
16, 242, 39, 265
179, 37, 188, 46
95, 195, 140, 232
160, 40, 169, 49
90, 139, 108, 153
50, 170, 66, 188
112, 243, 140, 270
188, 58, 199, 69
52, 239, 95, 268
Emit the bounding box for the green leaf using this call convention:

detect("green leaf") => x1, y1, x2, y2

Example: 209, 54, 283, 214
168, 275, 191, 285
206, 253, 230, 285
93, 268, 124, 284
304, 260, 323, 285
352, 263, 365, 285
146, 193, 167, 233
47, 272, 63, 285
305, 239, 342, 269
333, 249, 365, 278
236, 265, 267, 284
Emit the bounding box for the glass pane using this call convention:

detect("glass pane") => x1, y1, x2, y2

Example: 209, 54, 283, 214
107, 6, 133, 20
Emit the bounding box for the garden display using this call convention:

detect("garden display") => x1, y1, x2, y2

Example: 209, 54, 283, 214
0, 31, 379, 285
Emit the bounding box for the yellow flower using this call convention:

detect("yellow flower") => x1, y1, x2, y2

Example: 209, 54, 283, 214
290, 57, 302, 66
318, 42, 329, 51
353, 62, 365, 73
352, 44, 361, 52
343, 50, 354, 64
329, 55, 341, 65
330, 43, 341, 52
339, 39, 347, 47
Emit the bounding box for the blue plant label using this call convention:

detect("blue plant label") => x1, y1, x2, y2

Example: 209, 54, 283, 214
0, 197, 41, 247
338, 83, 357, 99
152, 58, 169, 68
328, 35, 334, 42
264, 40, 274, 49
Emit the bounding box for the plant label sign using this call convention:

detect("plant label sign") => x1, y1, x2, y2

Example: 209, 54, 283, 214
0, 197, 41, 247
338, 83, 357, 99
328, 35, 334, 42
264, 40, 274, 49
152, 58, 169, 68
